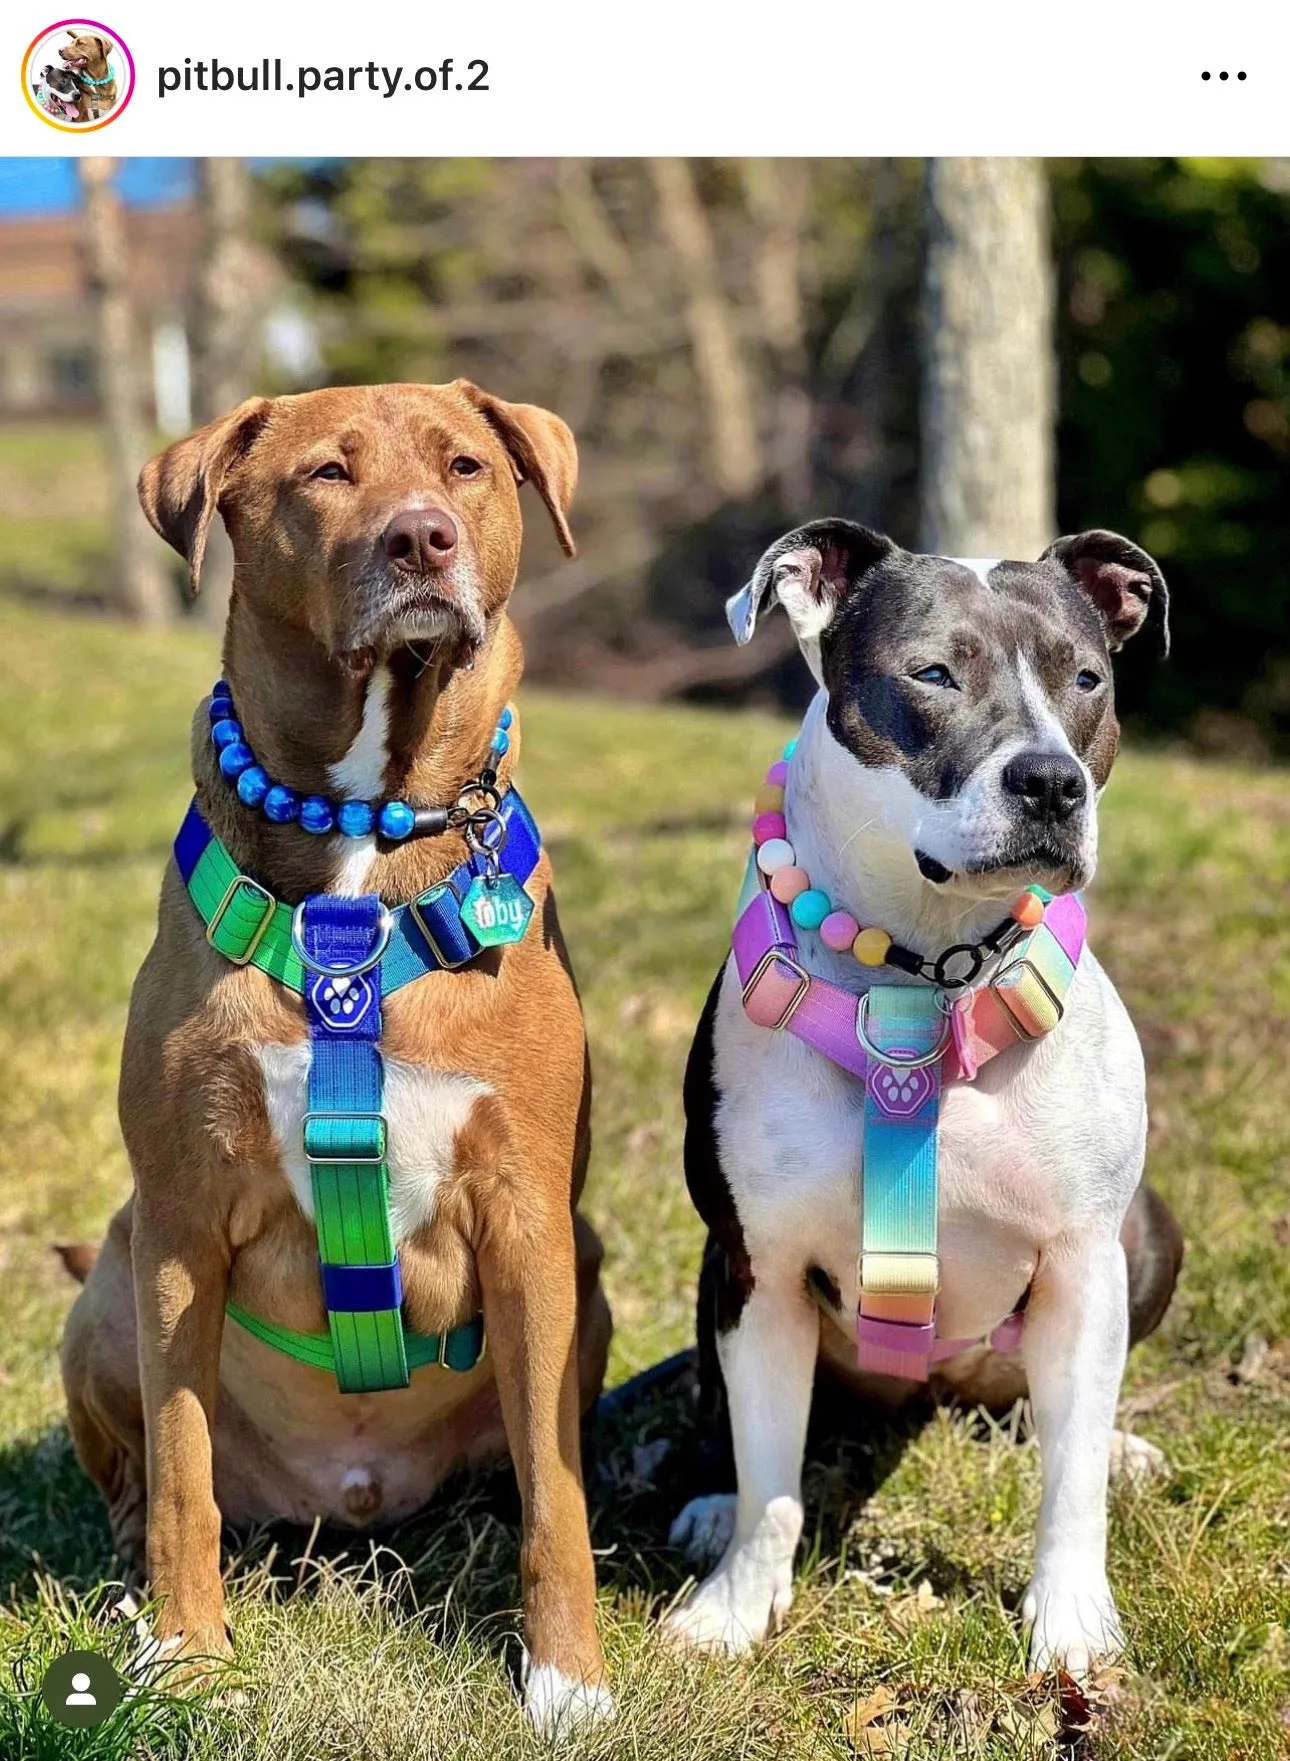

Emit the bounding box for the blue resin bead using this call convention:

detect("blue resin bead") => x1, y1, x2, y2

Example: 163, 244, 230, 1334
263, 784, 300, 824
210, 717, 243, 750
492, 729, 510, 757
300, 795, 336, 835
790, 887, 831, 931
378, 800, 415, 841
236, 765, 271, 808
337, 800, 376, 839
208, 695, 234, 723
218, 742, 254, 779
500, 706, 514, 730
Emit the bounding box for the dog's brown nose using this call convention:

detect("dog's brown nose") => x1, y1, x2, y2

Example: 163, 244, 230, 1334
382, 507, 458, 574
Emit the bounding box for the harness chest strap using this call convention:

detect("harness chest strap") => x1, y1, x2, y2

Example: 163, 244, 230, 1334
732, 868, 1086, 1379
175, 790, 541, 1390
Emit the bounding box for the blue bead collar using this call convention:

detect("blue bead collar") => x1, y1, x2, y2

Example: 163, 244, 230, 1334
206, 679, 513, 846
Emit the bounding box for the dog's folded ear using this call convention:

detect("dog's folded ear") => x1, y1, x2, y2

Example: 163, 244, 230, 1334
1041, 529, 1170, 655
452, 381, 578, 558
138, 399, 272, 595
728, 520, 894, 649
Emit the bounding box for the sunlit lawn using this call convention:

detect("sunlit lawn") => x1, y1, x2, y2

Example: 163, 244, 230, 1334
0, 597, 1287, 1758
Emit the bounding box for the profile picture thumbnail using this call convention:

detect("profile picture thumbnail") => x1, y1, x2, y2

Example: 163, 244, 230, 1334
22, 20, 135, 132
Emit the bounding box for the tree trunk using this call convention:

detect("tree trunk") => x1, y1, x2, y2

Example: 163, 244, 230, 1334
648, 158, 762, 502
918, 158, 1055, 560
741, 158, 812, 507
191, 157, 256, 628
78, 157, 172, 624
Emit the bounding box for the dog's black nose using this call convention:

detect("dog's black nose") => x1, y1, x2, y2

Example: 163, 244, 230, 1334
382, 507, 458, 574
1001, 751, 1088, 822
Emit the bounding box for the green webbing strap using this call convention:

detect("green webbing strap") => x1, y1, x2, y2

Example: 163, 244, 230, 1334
226, 1304, 486, 1374
189, 836, 306, 987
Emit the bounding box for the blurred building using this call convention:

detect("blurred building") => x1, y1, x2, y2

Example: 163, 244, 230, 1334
0, 203, 309, 428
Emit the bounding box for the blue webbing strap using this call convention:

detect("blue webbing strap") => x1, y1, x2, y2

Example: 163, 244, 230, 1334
301, 895, 410, 1393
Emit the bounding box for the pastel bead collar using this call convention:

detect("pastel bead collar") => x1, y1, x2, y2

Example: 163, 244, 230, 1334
751, 736, 1048, 989
205, 679, 512, 846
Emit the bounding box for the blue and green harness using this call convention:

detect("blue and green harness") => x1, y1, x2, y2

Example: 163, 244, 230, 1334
178, 684, 538, 1395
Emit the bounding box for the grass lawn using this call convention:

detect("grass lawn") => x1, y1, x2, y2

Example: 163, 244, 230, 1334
0, 597, 1287, 1759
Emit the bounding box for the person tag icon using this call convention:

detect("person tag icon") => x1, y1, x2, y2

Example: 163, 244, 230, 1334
40, 1648, 124, 1728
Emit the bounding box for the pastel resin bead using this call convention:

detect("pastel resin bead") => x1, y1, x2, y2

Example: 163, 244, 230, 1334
770, 865, 809, 903
820, 910, 860, 952
752, 811, 787, 845
263, 784, 300, 824
783, 738, 798, 759
765, 760, 789, 787
337, 800, 376, 839
853, 926, 892, 966
756, 837, 795, 875
236, 765, 271, 808
378, 800, 415, 841
1010, 890, 1046, 928
754, 783, 785, 815
790, 888, 831, 931
218, 742, 254, 779
300, 795, 336, 835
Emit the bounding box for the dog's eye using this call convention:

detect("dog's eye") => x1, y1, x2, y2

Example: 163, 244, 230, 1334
911, 664, 958, 690
310, 462, 349, 483
450, 456, 483, 477
1076, 669, 1103, 693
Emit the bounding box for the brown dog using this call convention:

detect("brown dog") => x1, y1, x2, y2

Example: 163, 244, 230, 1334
60, 382, 614, 1733
59, 31, 117, 120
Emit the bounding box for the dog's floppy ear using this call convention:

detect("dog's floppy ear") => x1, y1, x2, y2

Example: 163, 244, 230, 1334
728, 519, 894, 649
92, 35, 110, 59
1041, 529, 1170, 655
138, 397, 272, 595
451, 380, 577, 558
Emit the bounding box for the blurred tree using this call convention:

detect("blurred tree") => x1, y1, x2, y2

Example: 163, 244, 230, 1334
919, 158, 1055, 558
78, 158, 172, 625
191, 157, 257, 629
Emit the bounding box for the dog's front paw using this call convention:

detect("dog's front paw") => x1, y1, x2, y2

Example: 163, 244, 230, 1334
669, 1493, 737, 1565
1023, 1571, 1124, 1677
522, 1657, 616, 1740
662, 1499, 800, 1657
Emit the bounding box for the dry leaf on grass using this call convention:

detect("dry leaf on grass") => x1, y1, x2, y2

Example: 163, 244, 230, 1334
844, 1685, 911, 1755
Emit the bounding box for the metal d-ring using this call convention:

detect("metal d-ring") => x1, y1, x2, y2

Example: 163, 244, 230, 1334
855, 990, 953, 1069
290, 902, 393, 977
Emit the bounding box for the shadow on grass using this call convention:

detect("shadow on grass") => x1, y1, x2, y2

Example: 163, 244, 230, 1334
1, 1357, 941, 1648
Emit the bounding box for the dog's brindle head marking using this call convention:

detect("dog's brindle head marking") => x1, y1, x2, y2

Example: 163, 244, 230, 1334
138, 381, 576, 666
730, 519, 1168, 894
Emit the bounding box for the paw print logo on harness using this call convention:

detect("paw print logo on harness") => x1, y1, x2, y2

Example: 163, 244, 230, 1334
308, 972, 376, 1032
869, 1058, 936, 1120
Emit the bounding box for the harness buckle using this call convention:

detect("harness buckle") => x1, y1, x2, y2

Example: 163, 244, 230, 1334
741, 947, 811, 1031
206, 875, 276, 965
437, 1317, 487, 1370
302, 1111, 388, 1165
290, 902, 392, 978
409, 881, 474, 970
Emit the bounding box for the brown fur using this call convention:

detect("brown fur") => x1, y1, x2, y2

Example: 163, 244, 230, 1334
61, 382, 611, 1695
60, 32, 117, 121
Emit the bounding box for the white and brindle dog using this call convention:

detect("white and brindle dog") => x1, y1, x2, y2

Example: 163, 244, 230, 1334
665, 520, 1183, 1673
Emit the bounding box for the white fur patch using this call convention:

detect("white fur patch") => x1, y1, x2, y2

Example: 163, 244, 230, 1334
522, 1658, 616, 1737
948, 556, 1001, 587
325, 669, 390, 895
252, 1042, 490, 1239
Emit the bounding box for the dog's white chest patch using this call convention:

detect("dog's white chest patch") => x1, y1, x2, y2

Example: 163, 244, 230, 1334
253, 1042, 490, 1240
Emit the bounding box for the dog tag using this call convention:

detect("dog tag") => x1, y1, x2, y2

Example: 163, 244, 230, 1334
459, 873, 534, 948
